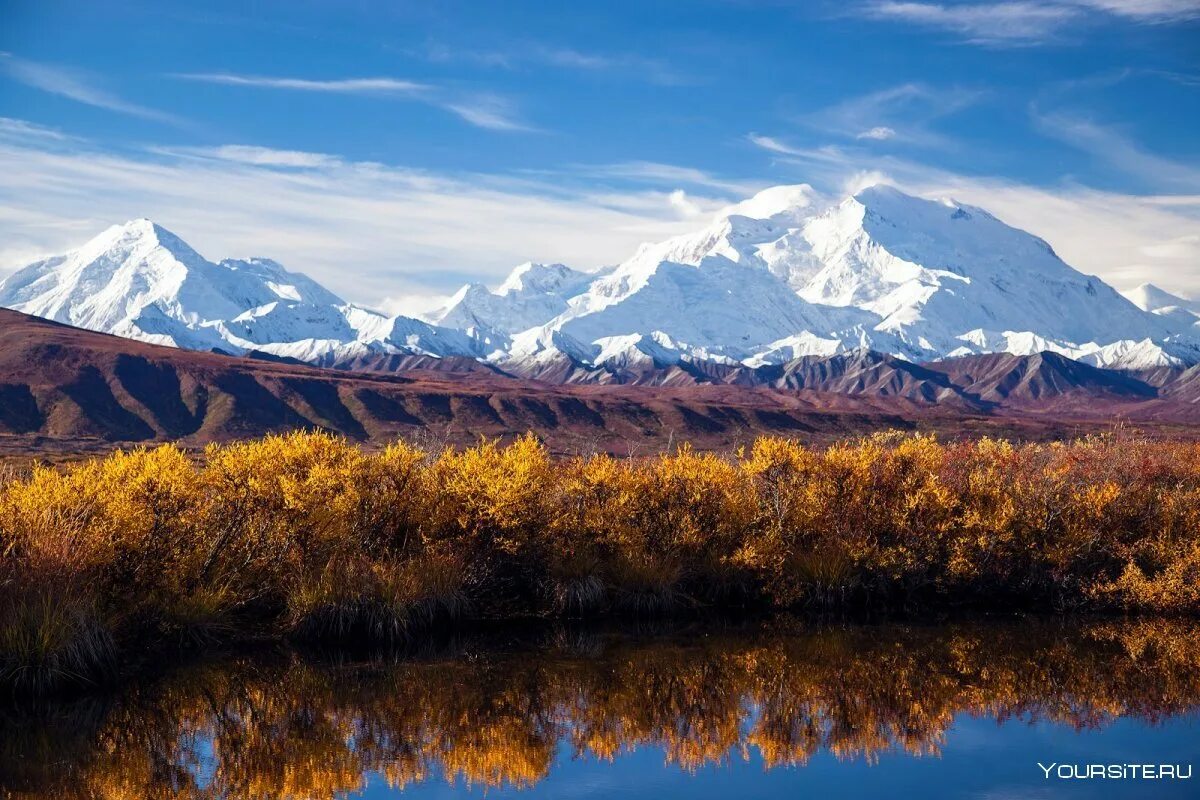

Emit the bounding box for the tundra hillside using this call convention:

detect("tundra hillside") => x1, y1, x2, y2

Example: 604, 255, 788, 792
2, 431, 1199, 696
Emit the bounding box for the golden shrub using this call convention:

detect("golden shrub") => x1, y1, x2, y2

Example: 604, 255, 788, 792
3, 429, 1200, 695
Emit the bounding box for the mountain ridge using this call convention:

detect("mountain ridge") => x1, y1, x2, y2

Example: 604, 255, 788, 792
4, 183, 1198, 379
4, 307, 1200, 457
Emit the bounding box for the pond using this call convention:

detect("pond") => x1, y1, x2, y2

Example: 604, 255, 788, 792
2, 617, 1198, 799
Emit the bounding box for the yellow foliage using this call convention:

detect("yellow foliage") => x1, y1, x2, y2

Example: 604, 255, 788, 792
3, 430, 1200, 694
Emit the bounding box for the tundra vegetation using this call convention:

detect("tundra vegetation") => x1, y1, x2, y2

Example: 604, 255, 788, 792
1, 430, 1199, 695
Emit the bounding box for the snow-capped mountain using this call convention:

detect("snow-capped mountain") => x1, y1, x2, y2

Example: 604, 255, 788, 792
431, 261, 598, 336
1123, 282, 1200, 331
495, 184, 1195, 371
0, 219, 481, 360
3, 184, 1197, 377
1126, 282, 1199, 314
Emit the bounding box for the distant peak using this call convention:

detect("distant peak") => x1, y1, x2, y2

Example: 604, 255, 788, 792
1125, 282, 1193, 312
497, 261, 584, 297
76, 218, 206, 266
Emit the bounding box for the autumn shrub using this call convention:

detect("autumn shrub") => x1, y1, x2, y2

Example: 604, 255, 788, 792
3, 429, 1200, 696
0, 446, 199, 689
423, 434, 554, 610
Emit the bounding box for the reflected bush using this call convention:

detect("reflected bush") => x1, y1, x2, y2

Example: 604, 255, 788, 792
2, 619, 1200, 798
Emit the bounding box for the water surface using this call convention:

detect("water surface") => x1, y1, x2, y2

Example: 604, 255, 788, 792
3, 617, 1198, 799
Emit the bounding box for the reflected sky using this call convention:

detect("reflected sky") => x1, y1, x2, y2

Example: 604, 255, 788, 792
3, 617, 1199, 799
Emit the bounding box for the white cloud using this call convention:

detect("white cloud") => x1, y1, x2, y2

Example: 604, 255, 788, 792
441, 95, 537, 132
863, 2, 1079, 43
157, 145, 344, 168
667, 189, 706, 217
799, 84, 980, 148
1031, 110, 1200, 191
564, 161, 764, 196
842, 169, 893, 194
0, 123, 733, 306
1140, 233, 1200, 259
1076, 0, 1200, 20
0, 116, 73, 141
173, 71, 533, 132
748, 134, 855, 165
413, 41, 686, 85
856, 126, 898, 140
1, 54, 182, 125
862, 0, 1200, 44
747, 134, 800, 155
173, 73, 429, 94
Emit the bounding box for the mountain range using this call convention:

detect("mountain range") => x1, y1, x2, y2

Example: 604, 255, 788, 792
5, 306, 1200, 456
3, 183, 1200, 388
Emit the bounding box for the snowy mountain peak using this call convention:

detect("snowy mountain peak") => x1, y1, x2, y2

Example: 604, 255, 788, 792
216, 257, 346, 306
433, 262, 597, 335
0, 218, 465, 359
1125, 282, 1198, 313
719, 183, 821, 222
92, 218, 204, 259
496, 261, 591, 298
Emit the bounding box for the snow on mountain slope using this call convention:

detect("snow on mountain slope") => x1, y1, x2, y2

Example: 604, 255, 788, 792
0, 219, 474, 358
498, 183, 1186, 370
508, 256, 879, 366
432, 262, 598, 335
3, 183, 1195, 378
1122, 282, 1200, 332
791, 186, 1179, 359
1126, 282, 1199, 314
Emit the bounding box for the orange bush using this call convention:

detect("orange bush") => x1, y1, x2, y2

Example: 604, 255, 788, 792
3, 430, 1200, 695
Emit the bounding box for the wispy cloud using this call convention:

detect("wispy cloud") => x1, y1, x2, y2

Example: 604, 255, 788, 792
0, 122, 732, 305
1079, 0, 1200, 21
440, 95, 534, 131
863, 2, 1079, 43
0, 116, 74, 142
152, 144, 345, 169
173, 71, 535, 132
862, 1, 1200, 45
175, 73, 429, 94
412, 41, 687, 85
801, 83, 982, 146
747, 134, 853, 165
1, 53, 182, 125
1031, 109, 1200, 191
564, 161, 764, 195
856, 126, 898, 140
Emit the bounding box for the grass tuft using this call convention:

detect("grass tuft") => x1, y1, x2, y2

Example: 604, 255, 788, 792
0, 594, 116, 696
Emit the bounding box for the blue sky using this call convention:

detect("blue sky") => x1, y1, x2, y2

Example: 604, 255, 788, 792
1, 0, 1197, 311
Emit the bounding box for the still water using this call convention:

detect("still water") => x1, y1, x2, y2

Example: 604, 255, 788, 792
3, 618, 1199, 799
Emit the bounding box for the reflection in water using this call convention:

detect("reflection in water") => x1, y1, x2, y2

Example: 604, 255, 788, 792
2, 618, 1199, 798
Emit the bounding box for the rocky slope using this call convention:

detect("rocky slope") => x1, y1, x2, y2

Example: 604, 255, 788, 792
2, 308, 1199, 456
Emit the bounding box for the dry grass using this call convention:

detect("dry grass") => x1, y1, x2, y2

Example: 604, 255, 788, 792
2, 429, 1199, 695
